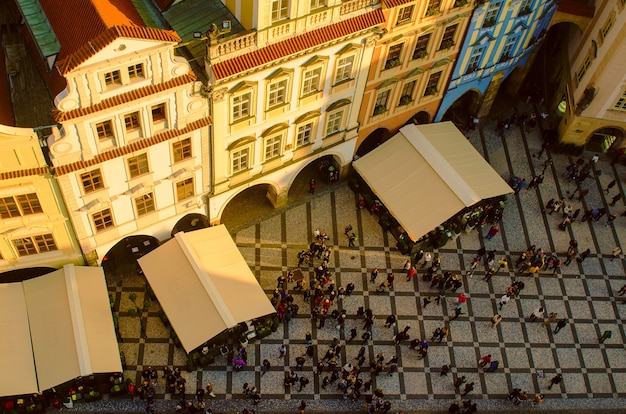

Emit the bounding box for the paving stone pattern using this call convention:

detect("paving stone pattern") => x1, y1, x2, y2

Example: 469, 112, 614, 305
98, 101, 626, 413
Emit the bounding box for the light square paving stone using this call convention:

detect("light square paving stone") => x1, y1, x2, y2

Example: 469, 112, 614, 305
604, 348, 625, 368
467, 297, 495, 318
587, 372, 614, 395
393, 295, 418, 315
568, 300, 593, 320
452, 346, 480, 369
555, 347, 580, 369
561, 277, 588, 297
611, 372, 626, 394
500, 321, 525, 344
530, 347, 556, 369
537, 277, 564, 296
585, 278, 611, 296
448, 321, 475, 343
580, 348, 607, 369
482, 372, 510, 394
560, 372, 588, 394
591, 301, 619, 320
142, 343, 171, 367
573, 323, 603, 344
401, 371, 430, 395
504, 347, 530, 368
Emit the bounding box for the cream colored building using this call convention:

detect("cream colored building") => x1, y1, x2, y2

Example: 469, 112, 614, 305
204, 0, 385, 222
38, 3, 211, 263
552, 0, 626, 150
358, 0, 473, 151
0, 125, 83, 271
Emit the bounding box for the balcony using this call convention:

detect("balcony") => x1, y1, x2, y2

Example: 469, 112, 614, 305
341, 0, 380, 15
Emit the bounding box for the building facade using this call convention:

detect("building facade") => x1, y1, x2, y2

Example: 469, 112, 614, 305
28, 1, 212, 263
550, 0, 626, 150
203, 0, 385, 222
0, 124, 83, 271
357, 0, 473, 152
434, 0, 557, 121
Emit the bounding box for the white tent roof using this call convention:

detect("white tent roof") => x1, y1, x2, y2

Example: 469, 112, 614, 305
138, 225, 275, 352
353, 122, 512, 241
0, 265, 121, 396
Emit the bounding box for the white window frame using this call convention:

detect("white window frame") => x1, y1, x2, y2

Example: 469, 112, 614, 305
232, 91, 252, 122
310, 0, 326, 10
231, 146, 251, 174
334, 55, 355, 84
302, 67, 322, 96
467, 47, 484, 73
325, 109, 345, 136
267, 78, 289, 109
296, 121, 315, 148
397, 4, 415, 25
484, 2, 501, 26
271, 0, 289, 23
264, 134, 283, 161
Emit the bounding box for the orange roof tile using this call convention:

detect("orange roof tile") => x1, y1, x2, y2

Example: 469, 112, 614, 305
212, 9, 385, 80
383, 0, 414, 8
0, 167, 50, 180
54, 116, 212, 176
54, 73, 196, 122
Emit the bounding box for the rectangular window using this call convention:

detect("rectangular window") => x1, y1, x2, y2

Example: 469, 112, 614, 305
399, 80, 416, 105
135, 193, 155, 216
92, 209, 115, 232
173, 138, 192, 162
302, 67, 322, 96
268, 80, 288, 108
373, 90, 390, 115
484, 2, 501, 27
335, 55, 355, 83
426, 0, 441, 15
385, 44, 404, 70
424, 71, 442, 96
104, 70, 121, 86
81, 169, 104, 193
413, 34, 431, 59
499, 37, 516, 62
124, 112, 141, 131
13, 234, 57, 256
296, 122, 314, 147
176, 178, 194, 201
326, 110, 344, 135
397, 5, 415, 25
128, 63, 144, 79
310, 0, 325, 9
600, 17, 613, 41
271, 0, 289, 22
265, 135, 282, 160
0, 197, 20, 218
96, 120, 114, 141
16, 194, 42, 215
466, 47, 484, 73
440, 24, 457, 50
613, 90, 626, 111
232, 92, 251, 121
518, 0, 532, 15
576, 56, 591, 84
151, 103, 166, 122
232, 148, 250, 173
127, 153, 149, 178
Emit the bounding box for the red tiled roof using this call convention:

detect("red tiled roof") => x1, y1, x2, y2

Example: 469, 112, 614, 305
54, 73, 196, 122
54, 116, 212, 176
212, 9, 385, 80
0, 167, 50, 180
383, 0, 414, 8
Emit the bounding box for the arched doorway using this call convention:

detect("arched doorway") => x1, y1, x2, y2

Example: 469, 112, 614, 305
0, 266, 56, 283
101, 235, 160, 278
586, 127, 625, 153
440, 90, 482, 125
356, 128, 389, 158
221, 184, 276, 231
171, 213, 210, 237
404, 111, 431, 126
288, 154, 342, 199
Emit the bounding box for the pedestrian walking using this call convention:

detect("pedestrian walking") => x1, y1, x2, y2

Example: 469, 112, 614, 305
499, 294, 510, 310
485, 225, 500, 240
309, 178, 316, 194
490, 314, 502, 328
529, 306, 544, 322
610, 193, 622, 207
421, 252, 433, 268
599, 330, 612, 343
618, 284, 626, 296
605, 179, 617, 194
532, 393, 544, 406
461, 382, 475, 396
611, 247, 622, 261
348, 233, 356, 247
453, 376, 466, 390
423, 296, 432, 309
298, 376, 309, 391
370, 268, 379, 283
606, 212, 618, 226
478, 354, 491, 368
487, 360, 499, 372
298, 400, 306, 413
547, 374, 562, 390
553, 318, 567, 334
441, 364, 450, 376
567, 239, 578, 255
577, 248, 591, 263
279, 345, 287, 358
451, 306, 464, 320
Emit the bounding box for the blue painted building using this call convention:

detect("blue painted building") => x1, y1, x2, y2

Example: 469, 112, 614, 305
434, 0, 558, 121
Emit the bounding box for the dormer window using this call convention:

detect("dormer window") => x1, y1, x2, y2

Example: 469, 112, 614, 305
128, 63, 144, 79
104, 70, 121, 86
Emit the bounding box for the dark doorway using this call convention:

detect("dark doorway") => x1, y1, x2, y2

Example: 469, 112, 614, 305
171, 213, 210, 237
0, 266, 56, 283
221, 184, 275, 231
101, 235, 160, 278
440, 89, 482, 125
356, 128, 389, 157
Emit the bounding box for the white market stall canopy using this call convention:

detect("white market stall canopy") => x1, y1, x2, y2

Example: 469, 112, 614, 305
0, 265, 121, 397
353, 122, 513, 241
138, 225, 275, 353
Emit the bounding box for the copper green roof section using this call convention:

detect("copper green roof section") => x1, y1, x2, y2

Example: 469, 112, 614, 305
16, 0, 60, 70
163, 0, 245, 62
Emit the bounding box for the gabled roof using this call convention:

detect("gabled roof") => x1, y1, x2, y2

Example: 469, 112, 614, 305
54, 73, 196, 122
34, 0, 180, 94
212, 8, 385, 81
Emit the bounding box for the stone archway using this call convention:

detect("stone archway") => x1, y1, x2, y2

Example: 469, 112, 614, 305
288, 154, 342, 199
101, 235, 160, 277
404, 111, 431, 126
440, 89, 482, 125
586, 127, 625, 153
220, 184, 276, 231
356, 128, 390, 158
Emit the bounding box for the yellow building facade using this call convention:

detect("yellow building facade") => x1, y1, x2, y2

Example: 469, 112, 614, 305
358, 0, 473, 150
0, 125, 83, 271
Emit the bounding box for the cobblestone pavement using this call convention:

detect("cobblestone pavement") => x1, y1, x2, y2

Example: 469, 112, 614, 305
95, 98, 626, 413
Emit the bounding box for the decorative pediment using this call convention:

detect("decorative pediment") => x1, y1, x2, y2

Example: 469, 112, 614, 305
376, 78, 400, 89
261, 123, 289, 138
507, 22, 528, 35
337, 43, 360, 55
404, 67, 426, 78
302, 55, 329, 67
294, 111, 321, 124
227, 136, 255, 151
326, 98, 351, 112
266, 68, 294, 80
229, 81, 255, 93
431, 58, 452, 69
472, 33, 495, 46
